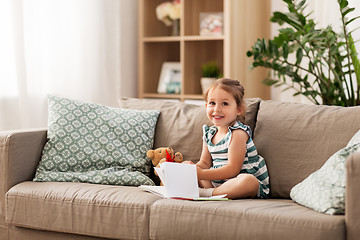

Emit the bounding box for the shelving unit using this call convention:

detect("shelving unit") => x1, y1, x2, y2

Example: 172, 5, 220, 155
138, 0, 271, 101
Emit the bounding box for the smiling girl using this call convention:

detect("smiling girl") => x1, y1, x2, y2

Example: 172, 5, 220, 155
187, 78, 270, 199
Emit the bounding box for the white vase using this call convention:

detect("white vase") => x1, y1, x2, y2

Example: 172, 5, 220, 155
172, 19, 180, 36
201, 77, 216, 94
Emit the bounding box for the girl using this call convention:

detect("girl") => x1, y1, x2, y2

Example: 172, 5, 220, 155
190, 78, 270, 199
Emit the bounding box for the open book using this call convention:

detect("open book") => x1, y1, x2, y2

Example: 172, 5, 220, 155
139, 162, 229, 201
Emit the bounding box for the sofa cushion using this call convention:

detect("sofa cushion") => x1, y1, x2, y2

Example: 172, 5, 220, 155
290, 130, 360, 215
6, 181, 161, 239
118, 97, 261, 162
34, 96, 159, 186
149, 198, 345, 240
254, 100, 360, 198
8, 227, 104, 240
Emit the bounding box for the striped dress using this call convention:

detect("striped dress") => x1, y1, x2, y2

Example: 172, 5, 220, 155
203, 121, 270, 198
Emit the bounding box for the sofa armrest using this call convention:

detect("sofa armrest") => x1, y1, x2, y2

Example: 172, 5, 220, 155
346, 151, 360, 240
0, 129, 47, 225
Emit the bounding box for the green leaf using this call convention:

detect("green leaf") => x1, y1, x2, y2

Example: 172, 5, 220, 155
273, 44, 280, 58
268, 40, 273, 55
346, 16, 360, 26
303, 90, 320, 97
263, 78, 279, 86
282, 43, 289, 59
270, 12, 286, 24
342, 7, 355, 17
339, 0, 348, 9
261, 38, 267, 53
271, 12, 302, 30
308, 61, 313, 72
349, 34, 360, 86
297, 0, 306, 9
296, 48, 303, 64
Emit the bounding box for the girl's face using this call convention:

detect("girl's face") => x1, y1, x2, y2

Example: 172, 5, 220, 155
206, 87, 242, 129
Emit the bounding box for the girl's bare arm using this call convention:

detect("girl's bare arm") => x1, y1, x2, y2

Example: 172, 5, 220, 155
196, 142, 212, 169
197, 129, 248, 181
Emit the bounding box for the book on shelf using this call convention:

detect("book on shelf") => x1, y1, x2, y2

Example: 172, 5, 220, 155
139, 162, 229, 201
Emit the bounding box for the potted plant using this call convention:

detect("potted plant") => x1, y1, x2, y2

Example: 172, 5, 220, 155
201, 61, 222, 94
247, 0, 360, 106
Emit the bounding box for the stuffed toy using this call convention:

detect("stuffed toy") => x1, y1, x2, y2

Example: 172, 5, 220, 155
146, 147, 183, 168
146, 147, 183, 185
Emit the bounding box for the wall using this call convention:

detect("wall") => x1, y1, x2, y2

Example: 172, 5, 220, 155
119, 0, 138, 98
228, 0, 271, 100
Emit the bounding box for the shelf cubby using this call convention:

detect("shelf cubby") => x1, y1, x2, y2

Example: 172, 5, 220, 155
138, 0, 271, 101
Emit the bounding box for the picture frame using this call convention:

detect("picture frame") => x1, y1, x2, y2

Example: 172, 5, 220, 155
157, 62, 182, 94
199, 12, 223, 36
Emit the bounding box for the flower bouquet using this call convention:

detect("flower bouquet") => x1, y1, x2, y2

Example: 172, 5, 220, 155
156, 0, 181, 26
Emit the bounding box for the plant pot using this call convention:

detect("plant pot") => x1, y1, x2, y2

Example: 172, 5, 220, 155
201, 77, 216, 94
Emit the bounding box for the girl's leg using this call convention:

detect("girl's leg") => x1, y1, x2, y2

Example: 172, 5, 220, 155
199, 179, 214, 188
212, 174, 259, 199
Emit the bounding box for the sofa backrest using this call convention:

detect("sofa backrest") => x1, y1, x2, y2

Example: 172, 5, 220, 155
118, 98, 261, 162
253, 100, 360, 198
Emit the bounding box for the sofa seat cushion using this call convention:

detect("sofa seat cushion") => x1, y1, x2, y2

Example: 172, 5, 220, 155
149, 198, 345, 240
6, 181, 161, 239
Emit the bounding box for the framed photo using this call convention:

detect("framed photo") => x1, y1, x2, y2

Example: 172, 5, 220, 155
157, 62, 182, 94
200, 12, 223, 36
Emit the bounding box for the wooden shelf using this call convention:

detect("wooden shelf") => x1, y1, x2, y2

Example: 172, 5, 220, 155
138, 0, 271, 102
143, 93, 181, 99
183, 94, 204, 100
143, 36, 225, 42
184, 35, 224, 41
143, 37, 181, 42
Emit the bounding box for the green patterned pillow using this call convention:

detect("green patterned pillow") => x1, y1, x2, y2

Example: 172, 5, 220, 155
290, 130, 360, 215
34, 95, 160, 186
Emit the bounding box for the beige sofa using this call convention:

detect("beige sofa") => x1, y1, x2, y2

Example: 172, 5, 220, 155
1, 97, 360, 240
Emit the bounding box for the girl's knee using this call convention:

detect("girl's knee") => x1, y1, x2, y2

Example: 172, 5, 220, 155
236, 174, 259, 196
237, 173, 257, 183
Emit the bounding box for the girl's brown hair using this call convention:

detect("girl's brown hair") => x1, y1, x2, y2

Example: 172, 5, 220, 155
204, 78, 246, 122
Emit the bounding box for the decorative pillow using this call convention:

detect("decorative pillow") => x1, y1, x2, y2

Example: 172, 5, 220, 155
290, 130, 360, 215
33, 95, 160, 186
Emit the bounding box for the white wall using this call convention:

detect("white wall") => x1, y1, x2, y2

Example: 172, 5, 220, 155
119, 0, 138, 98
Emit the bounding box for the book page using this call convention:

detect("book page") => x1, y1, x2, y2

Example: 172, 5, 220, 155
163, 162, 199, 199
154, 166, 166, 187
141, 162, 229, 201
139, 185, 167, 198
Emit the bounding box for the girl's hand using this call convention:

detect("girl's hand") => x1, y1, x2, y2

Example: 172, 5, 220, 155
182, 160, 195, 164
